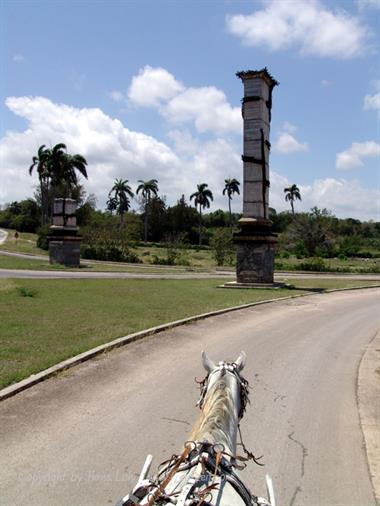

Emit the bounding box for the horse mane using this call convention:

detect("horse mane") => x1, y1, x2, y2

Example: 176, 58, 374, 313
190, 377, 239, 455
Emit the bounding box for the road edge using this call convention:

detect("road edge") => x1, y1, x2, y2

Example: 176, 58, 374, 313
1, 285, 379, 402
358, 328, 380, 505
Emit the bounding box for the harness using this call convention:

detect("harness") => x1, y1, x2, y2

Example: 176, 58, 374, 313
117, 441, 271, 506
116, 362, 274, 506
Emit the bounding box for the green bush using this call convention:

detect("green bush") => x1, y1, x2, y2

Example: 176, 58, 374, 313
151, 255, 175, 266
36, 225, 50, 250
299, 257, 328, 272
81, 244, 141, 263
210, 229, 235, 267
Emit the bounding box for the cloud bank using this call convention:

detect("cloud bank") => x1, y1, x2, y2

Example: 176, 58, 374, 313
226, 0, 369, 59
1, 95, 378, 221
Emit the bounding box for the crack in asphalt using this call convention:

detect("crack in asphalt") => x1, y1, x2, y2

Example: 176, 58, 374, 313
289, 485, 302, 506
287, 432, 309, 506
288, 431, 308, 477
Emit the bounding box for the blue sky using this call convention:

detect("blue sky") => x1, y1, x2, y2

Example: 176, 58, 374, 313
1, 0, 379, 220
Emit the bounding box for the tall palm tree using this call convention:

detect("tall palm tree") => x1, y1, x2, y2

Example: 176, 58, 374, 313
190, 183, 214, 245
223, 178, 240, 227
30, 143, 88, 225
108, 179, 134, 225
50, 144, 88, 224
29, 145, 52, 225
284, 184, 302, 216
136, 179, 159, 242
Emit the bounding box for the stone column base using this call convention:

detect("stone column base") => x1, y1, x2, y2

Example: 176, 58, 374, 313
235, 241, 276, 283
233, 218, 277, 284
48, 228, 82, 267
49, 238, 81, 267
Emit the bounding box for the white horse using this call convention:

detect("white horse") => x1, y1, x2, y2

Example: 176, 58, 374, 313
117, 352, 275, 506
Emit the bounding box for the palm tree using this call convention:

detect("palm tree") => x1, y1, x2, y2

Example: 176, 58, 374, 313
49, 144, 88, 224
106, 196, 118, 216
284, 184, 302, 216
108, 179, 134, 225
223, 178, 240, 228
30, 143, 88, 225
190, 183, 214, 245
136, 179, 159, 242
29, 145, 52, 225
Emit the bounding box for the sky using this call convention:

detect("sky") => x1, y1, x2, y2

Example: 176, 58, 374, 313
1, 0, 379, 220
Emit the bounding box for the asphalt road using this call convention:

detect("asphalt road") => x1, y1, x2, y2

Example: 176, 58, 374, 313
0, 289, 379, 506
1, 266, 380, 282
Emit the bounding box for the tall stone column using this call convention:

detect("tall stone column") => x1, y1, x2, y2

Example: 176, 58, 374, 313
234, 68, 278, 284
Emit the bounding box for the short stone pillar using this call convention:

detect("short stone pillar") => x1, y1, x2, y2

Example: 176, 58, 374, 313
234, 68, 278, 285
48, 198, 82, 267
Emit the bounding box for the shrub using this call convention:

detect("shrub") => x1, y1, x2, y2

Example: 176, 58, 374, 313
210, 229, 235, 266
299, 257, 328, 272
151, 255, 175, 266
36, 225, 50, 250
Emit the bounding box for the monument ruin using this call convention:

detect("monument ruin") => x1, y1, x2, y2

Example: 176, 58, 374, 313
48, 198, 82, 267
233, 68, 278, 285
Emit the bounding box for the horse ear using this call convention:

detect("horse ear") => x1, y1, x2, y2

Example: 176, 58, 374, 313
202, 351, 216, 373
235, 351, 246, 372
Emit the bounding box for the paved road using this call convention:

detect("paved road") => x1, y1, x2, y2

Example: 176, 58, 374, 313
1, 289, 379, 506
0, 229, 8, 245
1, 266, 380, 282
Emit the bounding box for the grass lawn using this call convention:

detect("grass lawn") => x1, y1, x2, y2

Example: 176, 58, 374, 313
0, 229, 47, 256
1, 278, 379, 390
0, 254, 211, 274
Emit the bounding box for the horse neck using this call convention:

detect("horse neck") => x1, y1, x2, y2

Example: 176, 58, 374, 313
189, 372, 241, 457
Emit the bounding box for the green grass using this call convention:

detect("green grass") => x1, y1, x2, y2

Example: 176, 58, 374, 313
0, 254, 210, 274
0, 229, 47, 255
1, 277, 379, 390
275, 254, 380, 273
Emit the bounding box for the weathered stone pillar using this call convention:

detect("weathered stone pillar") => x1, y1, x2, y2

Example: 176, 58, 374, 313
234, 68, 278, 284
48, 198, 82, 267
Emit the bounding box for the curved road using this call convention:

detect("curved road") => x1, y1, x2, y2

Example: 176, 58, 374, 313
0, 289, 379, 505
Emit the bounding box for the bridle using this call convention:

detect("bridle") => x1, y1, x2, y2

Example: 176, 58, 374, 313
196, 361, 251, 420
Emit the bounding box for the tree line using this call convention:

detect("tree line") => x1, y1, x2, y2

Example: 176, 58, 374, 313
0, 143, 379, 261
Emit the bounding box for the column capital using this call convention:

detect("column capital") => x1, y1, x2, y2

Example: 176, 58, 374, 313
236, 68, 279, 91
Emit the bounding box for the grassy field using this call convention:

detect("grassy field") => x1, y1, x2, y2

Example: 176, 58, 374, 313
0, 253, 213, 274
0, 229, 47, 256
1, 277, 379, 390
1, 228, 379, 273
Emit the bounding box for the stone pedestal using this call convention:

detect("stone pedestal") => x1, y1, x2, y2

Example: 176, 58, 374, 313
234, 218, 277, 284
48, 199, 82, 267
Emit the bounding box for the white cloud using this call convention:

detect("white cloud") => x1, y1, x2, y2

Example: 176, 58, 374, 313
167, 129, 199, 155
336, 141, 380, 169
12, 54, 24, 62
321, 79, 331, 87
270, 173, 380, 220
128, 66, 241, 135
357, 0, 380, 10
226, 0, 369, 59
364, 92, 380, 112
363, 81, 380, 115
273, 123, 308, 153
163, 86, 241, 134
128, 65, 184, 107
282, 121, 297, 133
108, 90, 124, 102
1, 97, 181, 207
